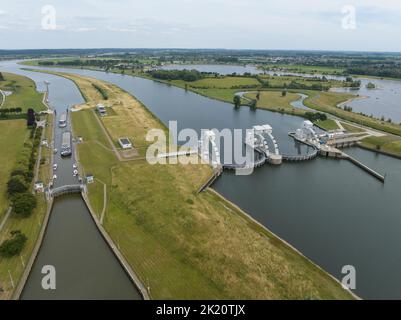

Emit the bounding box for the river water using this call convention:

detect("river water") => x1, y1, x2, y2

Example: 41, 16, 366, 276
1, 61, 401, 299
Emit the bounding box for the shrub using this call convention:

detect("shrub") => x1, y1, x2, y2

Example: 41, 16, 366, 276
7, 176, 28, 195
0, 231, 27, 257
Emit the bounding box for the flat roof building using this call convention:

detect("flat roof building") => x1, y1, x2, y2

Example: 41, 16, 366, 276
97, 104, 107, 116
118, 137, 133, 149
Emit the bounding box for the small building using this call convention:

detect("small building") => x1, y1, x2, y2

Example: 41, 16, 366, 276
118, 137, 133, 149
34, 181, 44, 193
86, 174, 94, 184
97, 104, 107, 116
41, 139, 48, 147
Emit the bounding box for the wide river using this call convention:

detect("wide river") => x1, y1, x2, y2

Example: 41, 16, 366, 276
1, 61, 401, 299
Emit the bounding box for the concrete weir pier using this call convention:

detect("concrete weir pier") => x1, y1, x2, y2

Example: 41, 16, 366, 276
289, 120, 386, 183
245, 124, 283, 165
343, 154, 386, 182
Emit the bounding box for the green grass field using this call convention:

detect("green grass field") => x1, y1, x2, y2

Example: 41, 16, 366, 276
176, 76, 260, 88
245, 90, 304, 113
68, 73, 353, 300
341, 122, 364, 133
360, 135, 401, 157
0, 72, 46, 112
314, 119, 339, 131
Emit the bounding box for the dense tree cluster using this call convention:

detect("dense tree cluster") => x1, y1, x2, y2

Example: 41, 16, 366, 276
347, 66, 401, 80
27, 108, 36, 126
6, 125, 42, 218
0, 107, 24, 120
149, 69, 203, 82
0, 230, 27, 257
304, 112, 327, 122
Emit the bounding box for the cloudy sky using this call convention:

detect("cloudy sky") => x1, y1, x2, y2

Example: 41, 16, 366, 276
0, 0, 400, 51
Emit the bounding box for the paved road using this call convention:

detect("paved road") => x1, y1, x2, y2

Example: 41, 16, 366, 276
0, 89, 5, 108
0, 207, 12, 233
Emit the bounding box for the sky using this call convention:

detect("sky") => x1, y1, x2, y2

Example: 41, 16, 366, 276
0, 0, 401, 52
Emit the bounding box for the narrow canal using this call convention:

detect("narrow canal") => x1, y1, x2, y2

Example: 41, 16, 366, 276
1, 61, 401, 299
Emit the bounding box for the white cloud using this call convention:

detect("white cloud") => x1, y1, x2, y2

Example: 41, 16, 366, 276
0, 0, 401, 51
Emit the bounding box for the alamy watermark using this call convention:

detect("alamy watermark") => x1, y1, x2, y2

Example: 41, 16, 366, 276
341, 5, 357, 30
145, 121, 256, 175
41, 5, 57, 30
41, 265, 56, 290
341, 265, 356, 290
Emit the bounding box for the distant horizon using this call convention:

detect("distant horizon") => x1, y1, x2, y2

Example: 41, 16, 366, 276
1, 48, 401, 55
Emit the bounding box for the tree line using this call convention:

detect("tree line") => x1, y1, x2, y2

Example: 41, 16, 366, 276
149, 69, 203, 82
0, 119, 42, 258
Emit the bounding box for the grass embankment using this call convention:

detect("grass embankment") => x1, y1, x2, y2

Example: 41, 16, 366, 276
341, 122, 364, 133
64, 72, 353, 299
0, 72, 46, 112
0, 120, 50, 300
303, 91, 401, 136
314, 119, 339, 131
359, 136, 401, 158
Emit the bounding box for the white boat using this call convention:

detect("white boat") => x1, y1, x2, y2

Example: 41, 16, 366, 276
73, 169, 78, 176
53, 164, 58, 171
72, 163, 77, 169
53, 174, 57, 180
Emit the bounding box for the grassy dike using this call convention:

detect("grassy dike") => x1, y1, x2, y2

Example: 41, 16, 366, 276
49, 71, 355, 299
0, 110, 52, 298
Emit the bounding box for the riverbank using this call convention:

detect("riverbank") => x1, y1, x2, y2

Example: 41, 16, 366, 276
55, 71, 354, 299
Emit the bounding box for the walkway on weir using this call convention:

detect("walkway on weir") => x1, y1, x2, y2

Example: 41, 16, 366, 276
48, 184, 84, 198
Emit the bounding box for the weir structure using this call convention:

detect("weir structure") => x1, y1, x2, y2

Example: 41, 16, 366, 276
289, 120, 385, 182
245, 124, 283, 165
